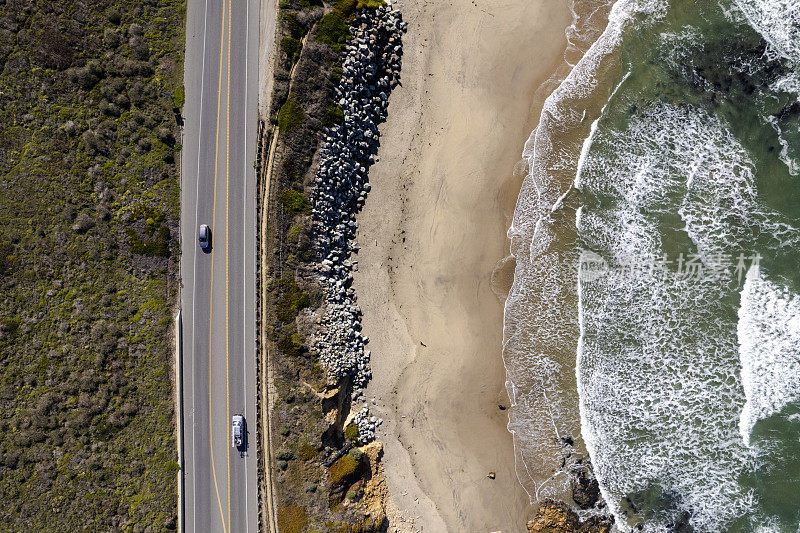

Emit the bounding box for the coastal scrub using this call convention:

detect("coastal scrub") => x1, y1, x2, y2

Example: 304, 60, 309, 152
0, 0, 184, 529
316, 13, 349, 50
277, 505, 309, 533
278, 99, 305, 131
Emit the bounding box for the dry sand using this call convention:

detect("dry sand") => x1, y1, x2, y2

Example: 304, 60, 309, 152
352, 0, 574, 531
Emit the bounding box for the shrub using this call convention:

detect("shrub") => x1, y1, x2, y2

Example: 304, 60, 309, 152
278, 99, 305, 131
299, 444, 318, 460
127, 226, 171, 257
347, 447, 363, 462
104, 28, 122, 48
0, 316, 21, 336
333, 0, 358, 15
277, 505, 308, 533
0, 0, 183, 527
328, 454, 358, 484
333, 0, 385, 16
280, 189, 311, 215
278, 331, 306, 356
276, 275, 310, 323
323, 104, 344, 126
344, 422, 358, 442
299, 0, 323, 8
357, 0, 386, 8
0, 240, 15, 275
283, 159, 301, 181
330, 64, 343, 83
287, 224, 303, 242
316, 13, 349, 50
172, 86, 185, 109
72, 213, 95, 233
281, 37, 302, 62
283, 12, 305, 38
107, 8, 122, 24
277, 449, 295, 461
72, 61, 105, 89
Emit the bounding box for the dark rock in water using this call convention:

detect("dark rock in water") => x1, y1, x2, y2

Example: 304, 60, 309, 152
527, 499, 613, 533
572, 469, 601, 509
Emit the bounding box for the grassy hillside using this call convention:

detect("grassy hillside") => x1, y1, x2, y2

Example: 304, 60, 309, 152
0, 0, 185, 529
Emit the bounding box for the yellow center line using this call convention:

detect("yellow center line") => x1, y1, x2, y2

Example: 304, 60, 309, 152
225, 0, 232, 529
208, 0, 228, 532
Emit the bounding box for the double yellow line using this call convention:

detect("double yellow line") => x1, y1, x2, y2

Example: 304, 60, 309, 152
207, 0, 232, 531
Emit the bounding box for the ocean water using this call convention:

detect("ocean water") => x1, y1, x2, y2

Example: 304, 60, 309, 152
503, 0, 800, 530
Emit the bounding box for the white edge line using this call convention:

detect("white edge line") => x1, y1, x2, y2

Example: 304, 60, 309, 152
190, 0, 210, 529
242, 0, 251, 530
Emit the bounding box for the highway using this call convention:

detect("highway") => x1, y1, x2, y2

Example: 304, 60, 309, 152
180, 0, 260, 531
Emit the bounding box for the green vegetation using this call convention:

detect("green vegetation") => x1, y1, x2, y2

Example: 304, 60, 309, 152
280, 188, 311, 215
299, 0, 324, 9
333, 0, 386, 16
324, 103, 345, 126
125, 205, 173, 257
0, 0, 184, 529
332, 0, 358, 12
328, 454, 359, 484
277, 505, 309, 533
281, 37, 303, 63
347, 447, 364, 462
299, 444, 319, 460
344, 422, 359, 442
287, 224, 304, 242
126, 226, 171, 257
283, 12, 306, 38
278, 99, 305, 131
172, 86, 185, 109
276, 275, 311, 323
316, 12, 350, 50
278, 331, 306, 357
357, 0, 387, 8
325, 518, 390, 533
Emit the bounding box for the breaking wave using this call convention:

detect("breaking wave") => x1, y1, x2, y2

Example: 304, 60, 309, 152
504, 0, 800, 530
738, 266, 800, 446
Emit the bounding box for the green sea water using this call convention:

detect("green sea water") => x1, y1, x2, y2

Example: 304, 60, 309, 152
505, 0, 800, 530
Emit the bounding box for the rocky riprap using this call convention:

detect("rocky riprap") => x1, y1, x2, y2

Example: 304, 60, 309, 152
311, 5, 406, 443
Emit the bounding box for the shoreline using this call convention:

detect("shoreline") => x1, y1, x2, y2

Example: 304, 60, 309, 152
352, 0, 575, 530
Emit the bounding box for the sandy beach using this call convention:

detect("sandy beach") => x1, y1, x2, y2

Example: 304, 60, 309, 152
351, 0, 574, 531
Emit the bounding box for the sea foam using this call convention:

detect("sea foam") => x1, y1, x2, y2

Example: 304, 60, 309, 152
506, 0, 800, 529
576, 103, 761, 531
738, 266, 800, 446
503, 0, 665, 509
732, 0, 800, 64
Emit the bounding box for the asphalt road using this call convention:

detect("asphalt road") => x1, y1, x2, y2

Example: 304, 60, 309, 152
180, 0, 260, 531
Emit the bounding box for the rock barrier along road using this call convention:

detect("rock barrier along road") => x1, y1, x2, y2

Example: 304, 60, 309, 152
180, 0, 261, 531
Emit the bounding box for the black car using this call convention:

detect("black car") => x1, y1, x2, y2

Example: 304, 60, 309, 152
198, 224, 211, 250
